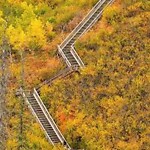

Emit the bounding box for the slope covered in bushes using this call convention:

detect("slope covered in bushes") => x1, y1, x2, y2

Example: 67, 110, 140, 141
0, 0, 149, 149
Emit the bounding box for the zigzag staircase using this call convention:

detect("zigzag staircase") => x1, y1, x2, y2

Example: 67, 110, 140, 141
18, 0, 115, 149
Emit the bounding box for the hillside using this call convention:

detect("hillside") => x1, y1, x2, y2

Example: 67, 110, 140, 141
0, 0, 149, 149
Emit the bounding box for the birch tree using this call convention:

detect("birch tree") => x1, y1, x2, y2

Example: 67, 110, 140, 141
0, 11, 9, 150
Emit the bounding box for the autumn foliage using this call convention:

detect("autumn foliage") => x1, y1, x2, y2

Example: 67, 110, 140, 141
0, 0, 149, 149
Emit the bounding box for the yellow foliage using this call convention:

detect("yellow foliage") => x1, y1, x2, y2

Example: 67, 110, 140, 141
0, 11, 3, 17
27, 19, 46, 49
52, 143, 66, 150
10, 63, 21, 78
127, 2, 143, 12
103, 5, 121, 24
81, 65, 97, 76
6, 25, 26, 50
101, 96, 125, 117
6, 139, 18, 149
0, 11, 7, 44
45, 22, 55, 39
20, 2, 36, 26
117, 140, 140, 150
2, 0, 149, 149
8, 0, 23, 4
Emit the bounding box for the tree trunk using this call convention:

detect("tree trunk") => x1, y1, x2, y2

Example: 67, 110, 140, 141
0, 41, 8, 150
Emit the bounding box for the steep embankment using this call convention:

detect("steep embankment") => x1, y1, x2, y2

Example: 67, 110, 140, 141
40, 1, 150, 149
0, 0, 149, 149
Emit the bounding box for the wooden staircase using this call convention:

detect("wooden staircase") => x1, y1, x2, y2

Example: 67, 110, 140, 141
58, 0, 114, 68
36, 66, 78, 92
20, 88, 71, 149
19, 0, 115, 149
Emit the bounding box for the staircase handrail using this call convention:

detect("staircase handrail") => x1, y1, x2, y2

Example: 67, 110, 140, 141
60, 0, 107, 49
20, 88, 54, 145
77, 0, 115, 39
36, 67, 74, 91
58, 45, 72, 67
70, 46, 84, 68
33, 88, 71, 149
